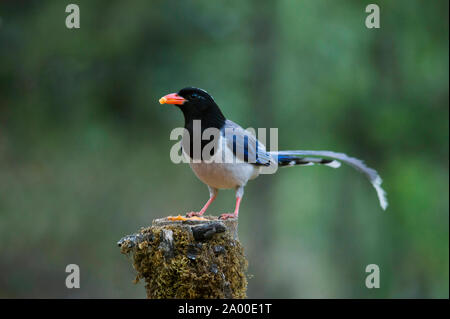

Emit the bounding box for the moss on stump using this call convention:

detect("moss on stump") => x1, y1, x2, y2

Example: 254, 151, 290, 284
118, 216, 248, 299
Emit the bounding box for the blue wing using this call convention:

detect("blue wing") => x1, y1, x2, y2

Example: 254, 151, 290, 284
222, 120, 273, 166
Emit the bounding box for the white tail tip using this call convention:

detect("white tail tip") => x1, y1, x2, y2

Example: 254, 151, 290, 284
325, 160, 341, 168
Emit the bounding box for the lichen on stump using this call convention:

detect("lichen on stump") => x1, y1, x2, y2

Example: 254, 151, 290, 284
118, 216, 248, 299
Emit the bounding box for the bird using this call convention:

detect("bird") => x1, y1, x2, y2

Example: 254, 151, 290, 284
159, 87, 387, 220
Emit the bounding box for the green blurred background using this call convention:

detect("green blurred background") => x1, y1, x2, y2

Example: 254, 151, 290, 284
0, 0, 448, 298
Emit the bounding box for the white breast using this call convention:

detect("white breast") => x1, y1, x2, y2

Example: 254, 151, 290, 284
183, 135, 260, 189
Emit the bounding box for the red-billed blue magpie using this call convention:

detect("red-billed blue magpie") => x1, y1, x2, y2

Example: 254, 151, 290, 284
160, 87, 387, 220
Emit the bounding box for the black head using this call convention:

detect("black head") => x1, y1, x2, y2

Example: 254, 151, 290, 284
178, 87, 216, 108
159, 87, 226, 128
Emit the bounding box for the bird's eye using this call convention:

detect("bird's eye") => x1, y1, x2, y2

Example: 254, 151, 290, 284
191, 93, 198, 99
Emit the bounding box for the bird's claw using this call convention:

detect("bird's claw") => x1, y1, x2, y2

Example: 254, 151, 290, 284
186, 211, 203, 218
219, 213, 237, 220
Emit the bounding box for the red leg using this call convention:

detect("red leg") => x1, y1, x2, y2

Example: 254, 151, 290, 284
219, 197, 241, 220
187, 195, 217, 217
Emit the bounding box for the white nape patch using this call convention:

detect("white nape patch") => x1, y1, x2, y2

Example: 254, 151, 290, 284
325, 160, 341, 168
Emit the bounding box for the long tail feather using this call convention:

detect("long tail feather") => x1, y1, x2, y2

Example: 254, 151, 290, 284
276, 154, 341, 168
271, 150, 388, 210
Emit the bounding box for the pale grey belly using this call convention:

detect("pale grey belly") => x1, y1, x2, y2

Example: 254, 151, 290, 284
189, 161, 260, 189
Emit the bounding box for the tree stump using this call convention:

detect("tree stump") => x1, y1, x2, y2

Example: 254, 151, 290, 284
117, 215, 248, 299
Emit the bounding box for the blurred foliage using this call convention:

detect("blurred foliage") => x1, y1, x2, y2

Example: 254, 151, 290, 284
0, 0, 448, 298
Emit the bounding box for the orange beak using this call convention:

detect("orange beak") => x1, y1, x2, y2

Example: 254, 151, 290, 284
159, 93, 186, 105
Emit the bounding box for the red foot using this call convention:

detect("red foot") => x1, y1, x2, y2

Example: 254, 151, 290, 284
219, 213, 237, 220
186, 211, 203, 217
